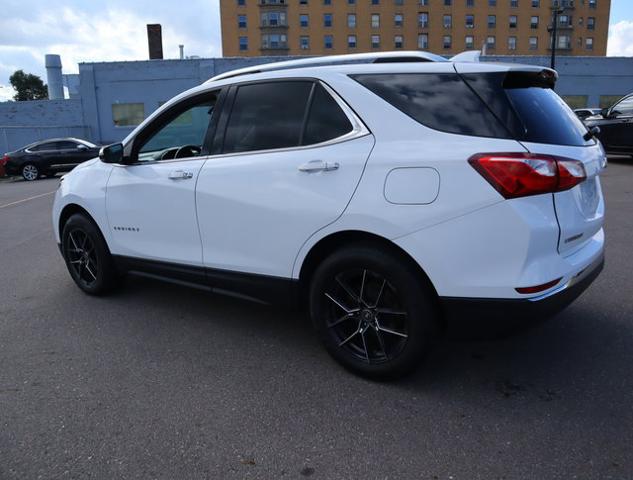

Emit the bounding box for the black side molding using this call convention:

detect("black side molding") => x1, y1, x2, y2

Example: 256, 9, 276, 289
112, 255, 299, 306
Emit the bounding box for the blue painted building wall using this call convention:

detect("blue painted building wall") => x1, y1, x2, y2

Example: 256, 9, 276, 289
1, 54, 632, 153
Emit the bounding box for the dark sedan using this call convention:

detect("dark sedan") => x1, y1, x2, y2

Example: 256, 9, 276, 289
3, 138, 101, 181
584, 93, 633, 158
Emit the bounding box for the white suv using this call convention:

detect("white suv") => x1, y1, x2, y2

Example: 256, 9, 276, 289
53, 52, 605, 379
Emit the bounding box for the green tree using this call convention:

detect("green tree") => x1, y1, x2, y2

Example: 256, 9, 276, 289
9, 70, 48, 101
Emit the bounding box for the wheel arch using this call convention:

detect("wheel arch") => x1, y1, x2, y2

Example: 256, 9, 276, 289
298, 230, 440, 301
58, 203, 102, 242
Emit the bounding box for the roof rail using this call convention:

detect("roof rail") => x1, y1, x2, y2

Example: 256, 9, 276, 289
207, 51, 448, 83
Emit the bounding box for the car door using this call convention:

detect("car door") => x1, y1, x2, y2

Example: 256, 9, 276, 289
196, 79, 374, 279
26, 141, 61, 171
609, 95, 633, 151
54, 140, 86, 171
105, 89, 223, 271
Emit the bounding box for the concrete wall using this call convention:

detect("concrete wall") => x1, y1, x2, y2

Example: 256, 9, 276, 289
0, 99, 89, 153
483, 55, 633, 107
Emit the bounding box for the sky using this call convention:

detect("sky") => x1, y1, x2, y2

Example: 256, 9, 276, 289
0, 0, 632, 101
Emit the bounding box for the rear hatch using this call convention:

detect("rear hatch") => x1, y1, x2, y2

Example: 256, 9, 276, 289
456, 64, 606, 256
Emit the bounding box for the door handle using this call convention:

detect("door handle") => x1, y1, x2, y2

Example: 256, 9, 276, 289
168, 170, 194, 180
298, 160, 340, 173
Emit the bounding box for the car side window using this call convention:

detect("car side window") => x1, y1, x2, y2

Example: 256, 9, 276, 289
30, 142, 57, 152
303, 84, 353, 145
222, 81, 313, 154
613, 96, 633, 117
56, 141, 79, 150
137, 91, 220, 162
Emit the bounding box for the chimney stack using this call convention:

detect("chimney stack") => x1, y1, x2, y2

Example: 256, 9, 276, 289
179, 45, 184, 60
45, 54, 64, 100
147, 24, 164, 60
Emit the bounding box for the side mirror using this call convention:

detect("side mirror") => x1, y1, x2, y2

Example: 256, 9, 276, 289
99, 143, 124, 164
600, 107, 609, 118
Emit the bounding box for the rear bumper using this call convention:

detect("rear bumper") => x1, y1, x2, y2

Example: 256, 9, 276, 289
440, 252, 604, 337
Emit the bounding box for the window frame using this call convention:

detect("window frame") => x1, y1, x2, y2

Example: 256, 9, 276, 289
213, 78, 369, 158
124, 89, 227, 165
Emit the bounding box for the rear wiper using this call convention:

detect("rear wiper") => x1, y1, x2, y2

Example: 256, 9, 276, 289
583, 126, 600, 142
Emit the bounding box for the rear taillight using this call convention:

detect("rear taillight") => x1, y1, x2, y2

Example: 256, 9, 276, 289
0, 154, 8, 166
469, 153, 586, 199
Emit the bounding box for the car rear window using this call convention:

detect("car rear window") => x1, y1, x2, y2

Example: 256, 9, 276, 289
460, 72, 592, 147
351, 73, 511, 139
352, 72, 592, 147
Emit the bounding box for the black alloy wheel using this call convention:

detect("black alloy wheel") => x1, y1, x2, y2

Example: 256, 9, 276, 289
310, 245, 439, 380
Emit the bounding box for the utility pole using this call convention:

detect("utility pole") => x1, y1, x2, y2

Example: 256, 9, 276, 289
548, 6, 565, 71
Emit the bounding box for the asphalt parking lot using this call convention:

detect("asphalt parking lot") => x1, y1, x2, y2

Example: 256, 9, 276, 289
1, 161, 632, 480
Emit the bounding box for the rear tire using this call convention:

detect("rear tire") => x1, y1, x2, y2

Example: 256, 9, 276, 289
21, 163, 39, 181
61, 214, 117, 295
309, 244, 439, 380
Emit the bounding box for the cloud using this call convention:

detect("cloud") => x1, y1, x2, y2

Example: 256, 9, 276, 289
608, 20, 633, 56
0, 0, 221, 96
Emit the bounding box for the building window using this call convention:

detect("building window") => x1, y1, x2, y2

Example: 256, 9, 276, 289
489, 0, 496, 5
324, 13, 332, 27
238, 15, 247, 28
371, 14, 380, 28
444, 0, 452, 5
465, 35, 474, 49
486, 35, 496, 48
418, 33, 428, 49
239, 36, 248, 51
488, 15, 496, 28
443, 15, 452, 28
530, 16, 539, 28
371, 34, 380, 48
529, 36, 538, 50
586, 37, 594, 50
587, 17, 595, 30
394, 14, 403, 27
261, 12, 287, 26
557, 34, 571, 49
348, 14, 356, 28
348, 0, 356, 4
237, 0, 245, 5
324, 34, 333, 49
508, 36, 517, 50
509, 15, 517, 28
324, 0, 331, 3
261, 33, 288, 49
300, 36, 310, 49
589, 0, 596, 8
510, 0, 518, 6
467, 0, 474, 5
112, 103, 144, 127
395, 0, 403, 4
300, 0, 308, 4
443, 35, 452, 49
466, 14, 474, 28
531, 0, 539, 6
348, 35, 357, 48
418, 12, 429, 28
419, 0, 429, 5
372, 0, 380, 4
394, 35, 404, 48
300, 14, 309, 27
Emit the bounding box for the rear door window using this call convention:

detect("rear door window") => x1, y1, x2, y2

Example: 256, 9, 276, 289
303, 84, 353, 145
222, 81, 313, 154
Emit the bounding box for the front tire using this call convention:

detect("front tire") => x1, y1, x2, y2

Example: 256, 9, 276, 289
21, 163, 39, 181
309, 245, 439, 380
61, 214, 117, 295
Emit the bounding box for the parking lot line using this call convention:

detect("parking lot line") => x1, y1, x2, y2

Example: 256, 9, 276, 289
0, 191, 56, 209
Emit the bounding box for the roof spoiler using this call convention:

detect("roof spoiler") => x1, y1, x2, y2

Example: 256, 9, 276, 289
450, 50, 481, 63
207, 51, 448, 83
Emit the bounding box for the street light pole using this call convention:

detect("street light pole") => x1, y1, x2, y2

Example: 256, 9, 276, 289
549, 7, 564, 70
